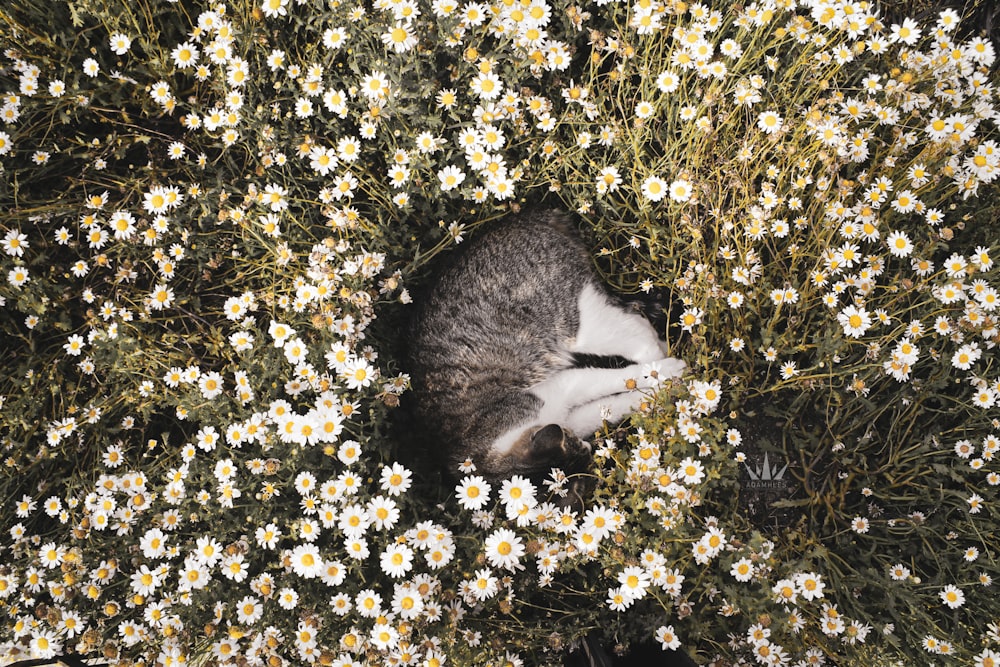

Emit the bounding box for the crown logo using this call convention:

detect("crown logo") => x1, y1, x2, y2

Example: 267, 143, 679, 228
744, 453, 788, 483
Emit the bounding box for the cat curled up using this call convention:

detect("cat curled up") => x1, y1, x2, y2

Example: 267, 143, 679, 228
407, 210, 686, 486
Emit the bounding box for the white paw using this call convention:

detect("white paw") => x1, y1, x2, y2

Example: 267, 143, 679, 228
632, 339, 670, 363
655, 357, 686, 379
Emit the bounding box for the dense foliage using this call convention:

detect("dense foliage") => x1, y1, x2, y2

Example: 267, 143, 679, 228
1, 0, 999, 665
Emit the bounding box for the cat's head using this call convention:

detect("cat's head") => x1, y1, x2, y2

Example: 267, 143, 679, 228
496, 424, 594, 507
502, 423, 589, 473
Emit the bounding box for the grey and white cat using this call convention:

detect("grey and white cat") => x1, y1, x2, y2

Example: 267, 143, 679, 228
408, 210, 685, 483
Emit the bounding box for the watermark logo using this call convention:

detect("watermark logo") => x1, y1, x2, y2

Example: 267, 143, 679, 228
743, 453, 788, 490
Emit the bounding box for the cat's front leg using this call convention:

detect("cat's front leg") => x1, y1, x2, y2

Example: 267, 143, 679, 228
548, 358, 685, 436
531, 359, 684, 418
531, 365, 641, 422
564, 391, 641, 438
572, 283, 672, 362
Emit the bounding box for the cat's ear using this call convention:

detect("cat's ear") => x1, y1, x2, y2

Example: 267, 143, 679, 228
530, 424, 565, 457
